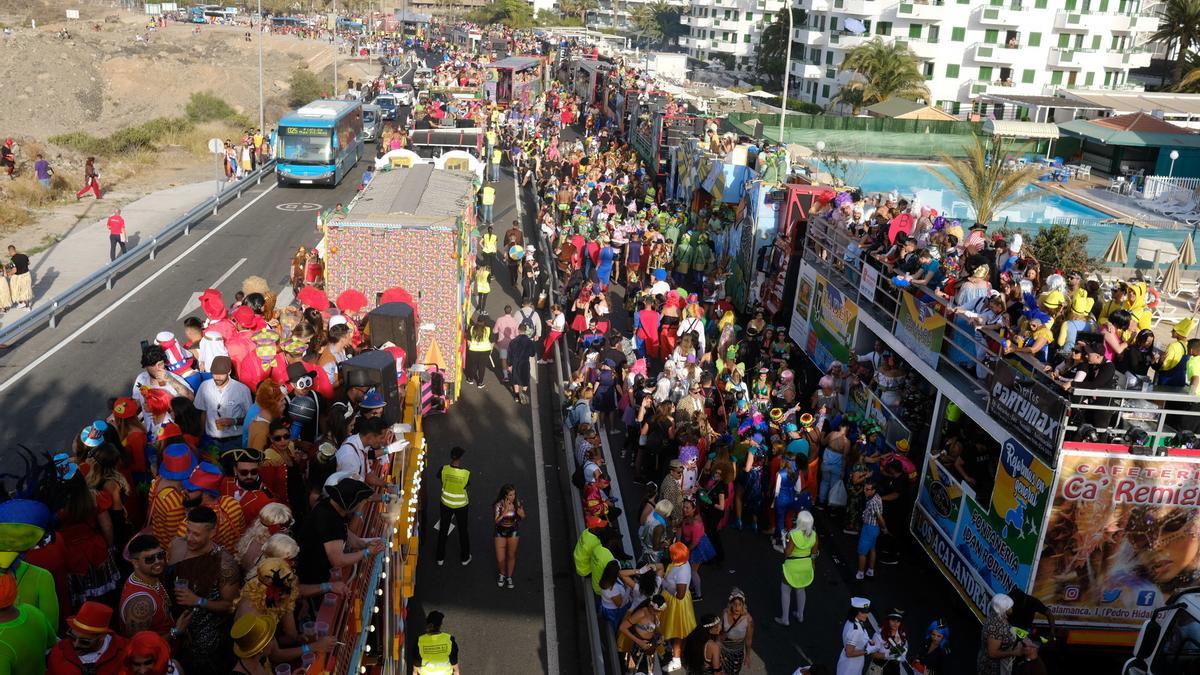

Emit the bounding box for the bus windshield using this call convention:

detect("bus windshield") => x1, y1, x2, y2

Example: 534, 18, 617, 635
278, 127, 333, 165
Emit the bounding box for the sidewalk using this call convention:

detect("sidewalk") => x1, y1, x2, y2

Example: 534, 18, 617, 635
0, 180, 216, 330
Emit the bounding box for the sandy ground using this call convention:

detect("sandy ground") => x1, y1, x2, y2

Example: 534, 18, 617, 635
0, 1, 377, 253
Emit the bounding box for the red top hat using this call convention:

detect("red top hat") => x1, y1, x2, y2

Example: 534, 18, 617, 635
68, 601, 113, 635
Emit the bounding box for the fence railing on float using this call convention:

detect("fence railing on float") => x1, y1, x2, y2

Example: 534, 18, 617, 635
316, 377, 427, 675
0, 161, 276, 348
803, 217, 1200, 459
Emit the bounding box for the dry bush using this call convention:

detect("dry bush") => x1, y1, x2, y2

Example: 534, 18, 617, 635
0, 202, 32, 232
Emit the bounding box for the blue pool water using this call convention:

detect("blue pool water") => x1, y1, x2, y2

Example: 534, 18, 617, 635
830, 160, 1111, 225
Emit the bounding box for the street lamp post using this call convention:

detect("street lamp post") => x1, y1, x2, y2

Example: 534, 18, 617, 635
1170, 149, 1180, 177
778, 1, 795, 143
257, 0, 264, 132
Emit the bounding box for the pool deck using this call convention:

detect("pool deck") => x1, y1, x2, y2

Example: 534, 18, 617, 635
1039, 179, 1191, 229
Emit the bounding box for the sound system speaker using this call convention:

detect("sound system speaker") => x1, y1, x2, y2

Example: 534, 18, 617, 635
365, 302, 417, 358
339, 350, 402, 426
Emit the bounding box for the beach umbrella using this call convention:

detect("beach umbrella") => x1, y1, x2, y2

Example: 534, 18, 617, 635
844, 18, 867, 34
1161, 258, 1182, 297
1101, 231, 1128, 265
1181, 234, 1197, 267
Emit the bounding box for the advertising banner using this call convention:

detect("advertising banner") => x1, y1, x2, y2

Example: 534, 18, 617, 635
893, 290, 947, 369
788, 261, 817, 351
859, 263, 879, 307
1031, 449, 1200, 628
913, 507, 993, 616
986, 359, 1067, 459
917, 452, 965, 539
807, 273, 858, 370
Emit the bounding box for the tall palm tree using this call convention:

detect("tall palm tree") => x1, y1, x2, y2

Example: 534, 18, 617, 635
935, 135, 1040, 226
1150, 0, 1200, 84
831, 39, 930, 109
560, 0, 599, 26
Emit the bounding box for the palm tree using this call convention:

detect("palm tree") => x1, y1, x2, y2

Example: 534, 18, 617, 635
559, 0, 599, 26
1176, 66, 1200, 93
935, 135, 1040, 226
1150, 0, 1200, 85
755, 8, 804, 85
831, 38, 929, 109
631, 1, 683, 46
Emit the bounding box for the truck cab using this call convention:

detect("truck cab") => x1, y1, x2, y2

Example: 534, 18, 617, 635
1124, 587, 1200, 675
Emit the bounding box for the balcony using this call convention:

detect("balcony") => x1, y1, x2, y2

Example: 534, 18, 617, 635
794, 27, 827, 45
828, 31, 869, 49
681, 15, 715, 28
897, 0, 947, 21
1101, 48, 1153, 69
790, 62, 824, 79
1112, 12, 1159, 33
802, 0, 832, 11
894, 37, 940, 60
830, 0, 877, 15
681, 36, 712, 50
1054, 9, 1090, 31
1047, 47, 1090, 69
976, 5, 1022, 26
711, 40, 752, 56
969, 43, 1020, 64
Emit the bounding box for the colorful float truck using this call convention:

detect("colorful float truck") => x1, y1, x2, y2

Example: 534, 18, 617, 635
483, 56, 545, 108
793, 210, 1200, 652
323, 164, 477, 401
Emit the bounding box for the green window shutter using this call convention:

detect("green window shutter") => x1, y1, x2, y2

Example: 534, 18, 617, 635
1028, 32, 1041, 47
822, 84, 830, 98
826, 51, 834, 64
1085, 72, 1095, 86
744, 34, 751, 43
746, 11, 753, 20
985, 29, 999, 44
1065, 0, 1076, 8
928, 25, 939, 43
830, 17, 839, 30
1110, 35, 1120, 50
1051, 70, 1064, 84
1099, 0, 1108, 10
1091, 35, 1101, 49
1104, 70, 1113, 86
1022, 68, 1035, 83
1034, 0, 1047, 6
1057, 33, 1070, 48
946, 63, 960, 77
951, 26, 965, 41
979, 66, 994, 81
908, 23, 922, 38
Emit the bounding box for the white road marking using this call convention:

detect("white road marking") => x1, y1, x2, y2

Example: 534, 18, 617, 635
0, 184, 278, 393
176, 257, 247, 320
515, 165, 559, 674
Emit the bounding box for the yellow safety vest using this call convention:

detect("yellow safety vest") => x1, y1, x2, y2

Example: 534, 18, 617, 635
481, 232, 498, 254
492, 148, 502, 165
467, 326, 492, 352
440, 465, 470, 508
486, 130, 497, 147
475, 269, 491, 295
481, 186, 495, 206
417, 632, 453, 673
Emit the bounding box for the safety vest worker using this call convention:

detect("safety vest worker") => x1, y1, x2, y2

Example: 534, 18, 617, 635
475, 267, 491, 295
481, 186, 495, 206
480, 228, 498, 254
491, 148, 503, 166
415, 610, 459, 674
440, 463, 470, 509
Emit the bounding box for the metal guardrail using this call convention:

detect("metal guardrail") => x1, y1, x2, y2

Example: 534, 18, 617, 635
0, 161, 276, 348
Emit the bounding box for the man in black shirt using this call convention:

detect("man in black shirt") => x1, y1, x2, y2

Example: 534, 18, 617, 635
6, 244, 32, 309
295, 477, 384, 585
1008, 586, 1056, 637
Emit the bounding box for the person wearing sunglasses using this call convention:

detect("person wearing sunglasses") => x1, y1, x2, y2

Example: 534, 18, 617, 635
220, 448, 275, 524
48, 600, 129, 675
119, 534, 191, 639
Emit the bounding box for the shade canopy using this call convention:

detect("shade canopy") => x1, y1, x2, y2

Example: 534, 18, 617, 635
1101, 231, 1128, 265
983, 120, 1061, 140
1161, 258, 1183, 296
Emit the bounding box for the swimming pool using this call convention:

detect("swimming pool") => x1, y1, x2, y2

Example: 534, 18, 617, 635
827, 160, 1111, 226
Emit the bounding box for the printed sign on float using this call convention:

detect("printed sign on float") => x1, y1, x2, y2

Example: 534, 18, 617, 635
807, 272, 858, 367
892, 289, 947, 369
1030, 448, 1200, 628
986, 359, 1066, 458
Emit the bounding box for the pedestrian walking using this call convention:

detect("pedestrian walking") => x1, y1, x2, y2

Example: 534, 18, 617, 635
6, 245, 32, 309
856, 482, 887, 581
473, 263, 492, 315
776, 510, 817, 627
479, 183, 495, 227
33, 154, 51, 188
1, 139, 13, 179
492, 484, 524, 589
75, 157, 101, 200
435, 446, 471, 567
490, 145, 502, 182
107, 208, 127, 261
464, 318, 493, 388
415, 610, 461, 675
507, 324, 537, 405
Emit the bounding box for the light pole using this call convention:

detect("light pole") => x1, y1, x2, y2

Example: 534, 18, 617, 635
778, 0, 795, 143
257, 0, 264, 132
331, 1, 338, 98
1170, 149, 1180, 177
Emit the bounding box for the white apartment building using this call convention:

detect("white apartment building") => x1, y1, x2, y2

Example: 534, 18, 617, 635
587, 0, 689, 32
679, 0, 789, 73
788, 0, 1159, 116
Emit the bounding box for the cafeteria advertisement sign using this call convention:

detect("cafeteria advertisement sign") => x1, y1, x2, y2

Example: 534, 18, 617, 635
806, 272, 858, 369
1030, 449, 1200, 628
892, 290, 947, 369
986, 358, 1067, 458
955, 438, 1054, 598
788, 262, 817, 352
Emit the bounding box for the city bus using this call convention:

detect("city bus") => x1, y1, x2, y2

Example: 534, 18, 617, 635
275, 99, 363, 187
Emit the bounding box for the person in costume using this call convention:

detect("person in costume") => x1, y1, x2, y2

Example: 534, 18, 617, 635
660, 542, 697, 671
47, 601, 129, 675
